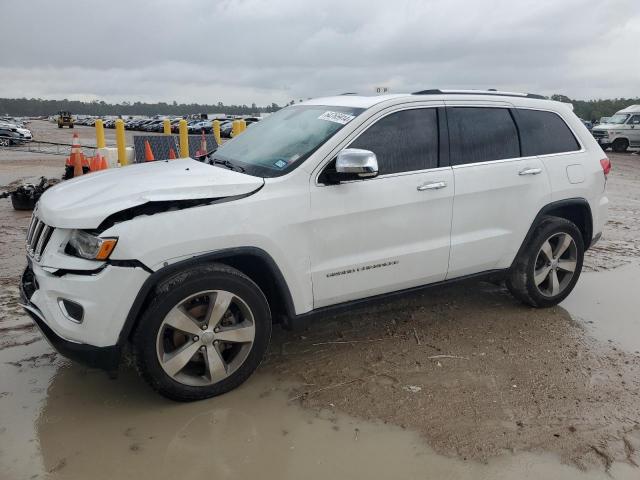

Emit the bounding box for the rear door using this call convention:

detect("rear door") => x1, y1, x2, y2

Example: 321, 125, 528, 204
309, 106, 454, 308
445, 105, 551, 278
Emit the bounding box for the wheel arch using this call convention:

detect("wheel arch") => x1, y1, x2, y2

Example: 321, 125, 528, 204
118, 247, 296, 346
512, 198, 593, 268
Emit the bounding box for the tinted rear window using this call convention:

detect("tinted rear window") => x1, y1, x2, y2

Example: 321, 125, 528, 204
516, 109, 580, 156
447, 108, 520, 165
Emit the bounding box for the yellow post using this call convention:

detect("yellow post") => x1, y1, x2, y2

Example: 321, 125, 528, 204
163, 119, 171, 135
232, 120, 241, 138
95, 119, 106, 149
115, 119, 127, 166
238, 119, 247, 134
212, 120, 221, 145
179, 119, 189, 158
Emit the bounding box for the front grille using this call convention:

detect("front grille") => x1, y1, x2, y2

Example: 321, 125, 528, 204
592, 130, 606, 139
26, 214, 54, 261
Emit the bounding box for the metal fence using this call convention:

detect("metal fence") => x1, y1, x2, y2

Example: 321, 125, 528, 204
1, 140, 96, 157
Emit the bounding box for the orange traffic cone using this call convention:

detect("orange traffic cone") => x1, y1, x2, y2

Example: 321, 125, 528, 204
70, 132, 84, 177
97, 153, 104, 170
100, 155, 108, 170
144, 140, 155, 161
169, 147, 177, 159
73, 154, 83, 177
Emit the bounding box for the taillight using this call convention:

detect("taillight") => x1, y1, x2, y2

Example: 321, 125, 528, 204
600, 158, 611, 176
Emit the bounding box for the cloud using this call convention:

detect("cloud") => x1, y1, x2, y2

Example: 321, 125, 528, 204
2, 0, 639, 104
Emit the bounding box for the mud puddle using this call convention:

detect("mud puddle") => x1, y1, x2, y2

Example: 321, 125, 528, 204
268, 281, 640, 471
0, 339, 637, 480
562, 263, 640, 353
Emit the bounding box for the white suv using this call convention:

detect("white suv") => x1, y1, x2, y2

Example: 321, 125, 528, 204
20, 90, 610, 400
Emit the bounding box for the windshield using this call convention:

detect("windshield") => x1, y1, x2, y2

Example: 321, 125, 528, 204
212, 105, 364, 177
607, 114, 630, 124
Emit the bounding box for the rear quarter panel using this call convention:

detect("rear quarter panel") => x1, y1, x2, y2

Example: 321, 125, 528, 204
536, 106, 608, 239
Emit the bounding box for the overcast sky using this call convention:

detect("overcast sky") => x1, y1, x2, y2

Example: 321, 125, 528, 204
3, 0, 639, 105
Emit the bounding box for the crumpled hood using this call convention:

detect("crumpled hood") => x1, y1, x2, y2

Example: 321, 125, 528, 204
38, 158, 264, 229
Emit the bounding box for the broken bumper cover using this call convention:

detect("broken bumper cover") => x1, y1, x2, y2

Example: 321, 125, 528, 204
20, 267, 120, 370
19, 261, 149, 370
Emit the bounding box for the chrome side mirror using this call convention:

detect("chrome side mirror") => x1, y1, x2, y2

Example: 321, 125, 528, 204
336, 148, 378, 178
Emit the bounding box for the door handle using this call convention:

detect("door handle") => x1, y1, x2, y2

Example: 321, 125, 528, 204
518, 167, 542, 176
417, 181, 447, 191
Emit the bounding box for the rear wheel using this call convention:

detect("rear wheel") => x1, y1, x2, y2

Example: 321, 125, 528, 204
507, 216, 584, 308
612, 138, 628, 153
133, 264, 271, 401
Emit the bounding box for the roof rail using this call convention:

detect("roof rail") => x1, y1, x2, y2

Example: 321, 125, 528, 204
411, 89, 547, 100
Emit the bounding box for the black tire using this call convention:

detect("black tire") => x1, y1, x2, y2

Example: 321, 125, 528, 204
133, 263, 271, 401
58, 125, 62, 129
612, 138, 628, 153
507, 216, 584, 308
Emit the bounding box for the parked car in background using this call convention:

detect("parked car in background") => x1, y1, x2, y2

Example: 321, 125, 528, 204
141, 120, 164, 132
580, 119, 593, 131
591, 105, 640, 152
219, 120, 234, 138
15, 125, 33, 141
0, 121, 32, 142
0, 126, 26, 146
243, 117, 261, 126
188, 120, 213, 133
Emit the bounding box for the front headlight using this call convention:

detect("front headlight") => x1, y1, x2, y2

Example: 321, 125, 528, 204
68, 230, 118, 260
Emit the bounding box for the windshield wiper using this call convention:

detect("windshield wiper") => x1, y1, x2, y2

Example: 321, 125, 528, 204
210, 158, 245, 173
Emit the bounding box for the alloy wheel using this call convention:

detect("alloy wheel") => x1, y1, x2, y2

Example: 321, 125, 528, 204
156, 290, 256, 386
533, 232, 578, 297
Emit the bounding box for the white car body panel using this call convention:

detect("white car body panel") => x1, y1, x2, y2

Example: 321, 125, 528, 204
309, 166, 453, 307
447, 156, 551, 277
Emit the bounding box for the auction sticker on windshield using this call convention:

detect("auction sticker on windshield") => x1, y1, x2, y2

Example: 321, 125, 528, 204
318, 111, 356, 125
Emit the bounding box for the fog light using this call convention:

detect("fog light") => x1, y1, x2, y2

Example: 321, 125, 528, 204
58, 298, 84, 324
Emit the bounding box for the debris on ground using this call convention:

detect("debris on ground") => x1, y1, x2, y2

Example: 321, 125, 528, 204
1, 177, 59, 210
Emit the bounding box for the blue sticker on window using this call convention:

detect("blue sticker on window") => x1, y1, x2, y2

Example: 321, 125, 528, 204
274, 159, 287, 169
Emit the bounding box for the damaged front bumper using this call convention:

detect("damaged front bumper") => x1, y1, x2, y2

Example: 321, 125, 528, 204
20, 266, 120, 370
19, 259, 150, 371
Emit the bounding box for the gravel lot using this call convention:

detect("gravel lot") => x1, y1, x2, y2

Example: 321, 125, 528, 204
0, 122, 639, 479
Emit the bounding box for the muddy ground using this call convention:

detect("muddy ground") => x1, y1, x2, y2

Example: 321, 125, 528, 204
1, 123, 639, 479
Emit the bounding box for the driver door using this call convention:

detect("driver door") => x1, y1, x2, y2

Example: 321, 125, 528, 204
308, 107, 453, 308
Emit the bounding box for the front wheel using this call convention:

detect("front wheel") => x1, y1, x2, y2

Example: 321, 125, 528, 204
133, 264, 272, 401
612, 138, 628, 153
507, 216, 584, 308
0, 138, 10, 147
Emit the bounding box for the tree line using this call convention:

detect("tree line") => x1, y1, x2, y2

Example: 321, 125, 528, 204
0, 98, 284, 117
550, 95, 639, 121
1, 95, 639, 119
